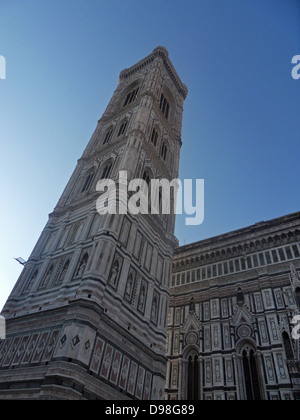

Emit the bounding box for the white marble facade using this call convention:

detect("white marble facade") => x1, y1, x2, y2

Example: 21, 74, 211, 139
166, 213, 300, 400
0, 47, 187, 400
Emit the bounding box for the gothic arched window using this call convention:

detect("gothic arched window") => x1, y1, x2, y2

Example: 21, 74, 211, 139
159, 93, 170, 120
241, 346, 261, 400
101, 161, 113, 180
187, 353, 199, 400
150, 127, 159, 147
282, 332, 294, 360
81, 171, 95, 193
118, 120, 128, 137
123, 87, 139, 107
142, 169, 152, 186
160, 141, 168, 161
103, 127, 114, 145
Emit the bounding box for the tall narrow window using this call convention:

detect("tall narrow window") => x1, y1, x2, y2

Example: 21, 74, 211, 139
272, 250, 279, 263
118, 120, 128, 137
150, 127, 159, 147
243, 351, 253, 400
278, 248, 286, 261
237, 288, 245, 306
142, 169, 152, 209
161, 141, 167, 161
81, 172, 95, 193
292, 244, 300, 258
103, 129, 113, 145
242, 347, 261, 400
142, 169, 151, 186
123, 87, 139, 107
159, 93, 170, 119
282, 332, 294, 360
187, 354, 199, 400
285, 246, 293, 260
101, 162, 113, 179
250, 351, 261, 401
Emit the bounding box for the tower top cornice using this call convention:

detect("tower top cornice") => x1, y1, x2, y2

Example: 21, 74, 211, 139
119, 46, 188, 100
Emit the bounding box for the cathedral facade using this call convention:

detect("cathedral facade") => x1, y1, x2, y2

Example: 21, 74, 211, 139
166, 212, 300, 400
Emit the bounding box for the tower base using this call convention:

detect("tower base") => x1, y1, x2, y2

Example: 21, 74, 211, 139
0, 299, 166, 400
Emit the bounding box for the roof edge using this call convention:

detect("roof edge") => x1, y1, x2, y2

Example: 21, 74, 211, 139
175, 211, 300, 255
119, 46, 188, 99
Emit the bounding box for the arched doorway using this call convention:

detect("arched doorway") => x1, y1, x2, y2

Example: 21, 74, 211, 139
238, 342, 262, 400
282, 331, 294, 360
185, 350, 200, 400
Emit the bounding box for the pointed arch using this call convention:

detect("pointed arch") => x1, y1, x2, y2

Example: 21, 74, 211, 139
182, 347, 200, 401
150, 124, 161, 148
117, 119, 129, 137
159, 85, 175, 122
160, 139, 169, 162
81, 168, 96, 193
102, 126, 114, 145
100, 158, 114, 180
121, 79, 142, 108
237, 340, 263, 400
142, 167, 154, 186
282, 331, 294, 360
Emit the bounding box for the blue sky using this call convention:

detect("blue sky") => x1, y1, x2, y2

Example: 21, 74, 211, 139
0, 0, 300, 309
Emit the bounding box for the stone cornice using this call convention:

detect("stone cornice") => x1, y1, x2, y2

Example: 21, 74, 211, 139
119, 46, 188, 100
172, 212, 300, 271
169, 268, 292, 304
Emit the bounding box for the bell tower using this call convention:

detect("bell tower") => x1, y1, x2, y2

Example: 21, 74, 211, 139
0, 47, 187, 400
